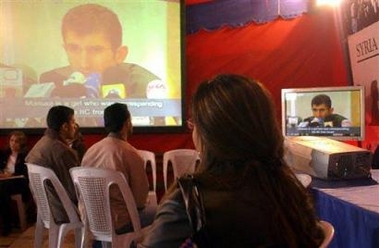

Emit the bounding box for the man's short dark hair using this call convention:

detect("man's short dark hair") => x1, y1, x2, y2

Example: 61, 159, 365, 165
104, 103, 131, 133
62, 4, 122, 50
311, 94, 332, 108
47, 105, 74, 131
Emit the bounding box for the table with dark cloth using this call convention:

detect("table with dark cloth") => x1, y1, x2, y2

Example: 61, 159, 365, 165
311, 170, 379, 248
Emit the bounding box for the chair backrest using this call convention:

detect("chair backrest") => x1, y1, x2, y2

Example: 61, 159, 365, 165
163, 149, 200, 190
319, 220, 335, 248
26, 163, 80, 228
137, 150, 157, 193
70, 167, 141, 243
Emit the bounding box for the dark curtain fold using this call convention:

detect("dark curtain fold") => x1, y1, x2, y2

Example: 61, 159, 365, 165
186, 0, 311, 34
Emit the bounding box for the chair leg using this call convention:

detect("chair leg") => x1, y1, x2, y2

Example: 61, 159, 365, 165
147, 191, 158, 207
101, 241, 111, 248
34, 215, 44, 248
11, 194, 28, 231
48, 225, 59, 248
74, 227, 85, 248
57, 223, 77, 248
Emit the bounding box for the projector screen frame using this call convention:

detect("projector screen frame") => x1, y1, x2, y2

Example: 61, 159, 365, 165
0, 0, 187, 135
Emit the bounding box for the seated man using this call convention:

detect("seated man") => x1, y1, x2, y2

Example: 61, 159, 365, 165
26, 106, 79, 223
39, 3, 161, 99
81, 103, 156, 239
299, 94, 352, 128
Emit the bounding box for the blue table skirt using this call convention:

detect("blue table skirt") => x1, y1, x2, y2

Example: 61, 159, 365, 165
312, 188, 379, 248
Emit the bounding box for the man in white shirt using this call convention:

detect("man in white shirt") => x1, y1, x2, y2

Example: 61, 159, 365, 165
81, 103, 156, 237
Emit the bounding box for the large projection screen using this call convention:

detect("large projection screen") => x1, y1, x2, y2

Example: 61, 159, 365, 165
0, 0, 184, 134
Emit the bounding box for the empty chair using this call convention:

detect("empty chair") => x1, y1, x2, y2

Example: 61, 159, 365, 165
26, 163, 84, 248
137, 150, 157, 205
163, 149, 200, 191
295, 173, 312, 188
319, 220, 335, 248
70, 167, 143, 248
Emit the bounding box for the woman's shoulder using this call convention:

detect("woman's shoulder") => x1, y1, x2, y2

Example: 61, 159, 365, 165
156, 187, 188, 220
0, 150, 5, 169
160, 187, 183, 206
19, 149, 29, 158
0, 148, 5, 157
141, 188, 191, 248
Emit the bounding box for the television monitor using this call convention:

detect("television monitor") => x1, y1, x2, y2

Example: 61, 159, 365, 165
0, 0, 184, 134
281, 86, 365, 141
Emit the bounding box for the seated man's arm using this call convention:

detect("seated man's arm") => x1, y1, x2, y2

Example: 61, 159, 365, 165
121, 150, 149, 208
54, 148, 80, 204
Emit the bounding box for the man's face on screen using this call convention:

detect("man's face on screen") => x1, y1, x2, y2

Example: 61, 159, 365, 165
63, 31, 126, 76
311, 104, 333, 119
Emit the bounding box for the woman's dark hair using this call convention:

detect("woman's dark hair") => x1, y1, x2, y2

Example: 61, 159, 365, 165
104, 102, 130, 133
189, 74, 322, 247
46, 105, 74, 131
191, 74, 283, 166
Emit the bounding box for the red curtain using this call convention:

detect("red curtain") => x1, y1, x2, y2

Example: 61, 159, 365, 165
185, 0, 212, 5
124, 8, 348, 152
185, 8, 349, 120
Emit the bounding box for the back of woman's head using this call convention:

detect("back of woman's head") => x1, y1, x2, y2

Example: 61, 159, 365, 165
190, 74, 322, 247
191, 74, 283, 166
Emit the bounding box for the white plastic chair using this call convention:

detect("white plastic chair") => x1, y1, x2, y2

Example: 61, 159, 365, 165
295, 173, 312, 188
70, 167, 143, 248
163, 149, 200, 191
26, 163, 84, 248
137, 150, 158, 206
319, 220, 335, 248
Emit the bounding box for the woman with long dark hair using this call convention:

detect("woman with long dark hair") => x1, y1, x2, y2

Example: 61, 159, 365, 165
141, 74, 323, 247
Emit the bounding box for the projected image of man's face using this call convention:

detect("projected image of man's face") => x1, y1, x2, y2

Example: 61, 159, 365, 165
63, 31, 123, 76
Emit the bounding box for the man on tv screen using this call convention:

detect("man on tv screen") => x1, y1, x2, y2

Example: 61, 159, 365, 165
299, 94, 352, 128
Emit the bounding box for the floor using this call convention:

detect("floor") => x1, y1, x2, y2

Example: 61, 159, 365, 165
0, 159, 169, 248
0, 225, 78, 248
0, 229, 24, 248
1, 223, 150, 248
